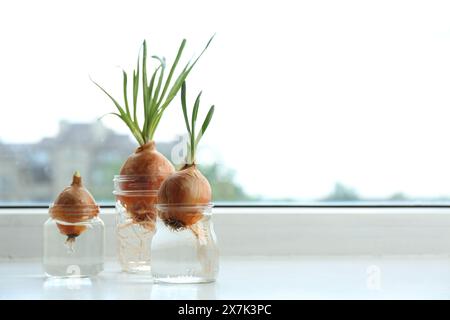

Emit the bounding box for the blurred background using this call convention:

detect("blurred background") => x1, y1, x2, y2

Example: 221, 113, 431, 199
1, 0, 450, 205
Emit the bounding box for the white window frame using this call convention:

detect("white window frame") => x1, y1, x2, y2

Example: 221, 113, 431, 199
2, 206, 450, 260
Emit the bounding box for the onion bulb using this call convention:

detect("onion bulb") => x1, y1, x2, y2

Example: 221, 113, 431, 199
158, 81, 215, 230
116, 141, 174, 229
158, 164, 211, 229
49, 172, 99, 246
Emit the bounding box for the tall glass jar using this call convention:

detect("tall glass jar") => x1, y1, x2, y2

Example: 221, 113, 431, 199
43, 205, 104, 277
151, 204, 219, 283
113, 175, 165, 273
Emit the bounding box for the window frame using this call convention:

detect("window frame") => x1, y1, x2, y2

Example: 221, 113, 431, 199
2, 204, 450, 260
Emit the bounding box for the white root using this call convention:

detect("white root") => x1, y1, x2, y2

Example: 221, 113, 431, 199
117, 212, 155, 270
190, 222, 214, 275
65, 236, 76, 253
190, 223, 207, 246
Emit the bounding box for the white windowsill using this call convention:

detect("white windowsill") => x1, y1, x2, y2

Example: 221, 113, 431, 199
2, 206, 450, 299
1, 206, 450, 259
3, 256, 450, 299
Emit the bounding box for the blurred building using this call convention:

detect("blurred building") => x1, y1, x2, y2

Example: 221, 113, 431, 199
0, 121, 175, 203
0, 121, 250, 204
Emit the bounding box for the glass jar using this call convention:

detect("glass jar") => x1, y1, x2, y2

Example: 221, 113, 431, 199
43, 205, 104, 278
151, 204, 219, 283
113, 175, 166, 273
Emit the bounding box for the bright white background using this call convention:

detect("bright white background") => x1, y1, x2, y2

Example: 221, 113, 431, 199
1, 0, 450, 200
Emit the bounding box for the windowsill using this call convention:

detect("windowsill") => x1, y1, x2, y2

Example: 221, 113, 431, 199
2, 206, 450, 260
2, 206, 450, 299
2, 256, 450, 299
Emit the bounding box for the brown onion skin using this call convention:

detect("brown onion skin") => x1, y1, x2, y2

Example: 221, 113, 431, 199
120, 141, 174, 177
51, 173, 98, 238
158, 164, 211, 228
117, 141, 175, 227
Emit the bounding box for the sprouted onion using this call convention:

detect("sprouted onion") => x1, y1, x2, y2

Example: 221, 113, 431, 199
92, 36, 214, 229
158, 81, 214, 230
49, 172, 99, 251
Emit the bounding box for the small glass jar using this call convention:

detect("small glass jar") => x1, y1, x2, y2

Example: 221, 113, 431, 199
151, 204, 219, 283
113, 175, 165, 273
43, 205, 105, 278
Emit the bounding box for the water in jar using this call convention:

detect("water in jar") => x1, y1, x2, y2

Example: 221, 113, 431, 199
43, 217, 104, 277
151, 212, 219, 283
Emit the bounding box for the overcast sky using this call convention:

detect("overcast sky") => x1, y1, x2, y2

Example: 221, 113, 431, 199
1, 0, 450, 200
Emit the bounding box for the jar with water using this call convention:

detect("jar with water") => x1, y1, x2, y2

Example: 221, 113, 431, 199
151, 204, 219, 283
43, 172, 105, 278
43, 205, 105, 277
113, 175, 166, 273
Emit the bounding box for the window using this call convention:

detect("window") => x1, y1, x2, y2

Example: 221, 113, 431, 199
1, 0, 450, 205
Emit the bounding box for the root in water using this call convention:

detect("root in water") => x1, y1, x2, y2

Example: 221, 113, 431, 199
162, 218, 207, 245
162, 218, 214, 276
65, 235, 77, 253
117, 216, 154, 270
163, 217, 187, 231
191, 222, 214, 275
190, 223, 207, 246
